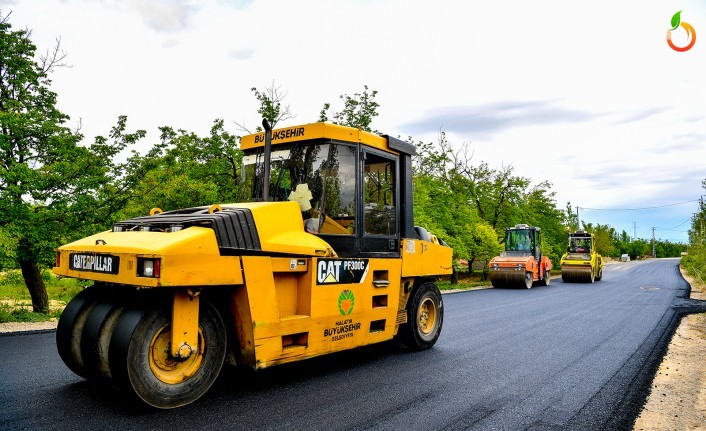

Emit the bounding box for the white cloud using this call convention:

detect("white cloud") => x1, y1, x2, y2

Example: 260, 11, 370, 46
228, 47, 254, 60
128, 0, 200, 33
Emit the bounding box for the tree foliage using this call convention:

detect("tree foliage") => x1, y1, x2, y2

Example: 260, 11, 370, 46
235, 81, 294, 133
118, 119, 245, 218
319, 85, 379, 132
682, 179, 705, 280
0, 15, 92, 311
0, 16, 149, 312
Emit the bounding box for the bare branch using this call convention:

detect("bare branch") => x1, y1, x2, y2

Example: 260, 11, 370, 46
39, 37, 71, 74
232, 119, 253, 134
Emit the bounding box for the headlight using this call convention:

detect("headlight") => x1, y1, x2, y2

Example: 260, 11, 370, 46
137, 258, 161, 278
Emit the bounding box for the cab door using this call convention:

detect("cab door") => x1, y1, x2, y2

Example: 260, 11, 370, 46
359, 149, 399, 258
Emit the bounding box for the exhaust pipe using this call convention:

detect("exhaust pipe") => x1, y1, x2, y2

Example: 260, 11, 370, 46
262, 118, 272, 201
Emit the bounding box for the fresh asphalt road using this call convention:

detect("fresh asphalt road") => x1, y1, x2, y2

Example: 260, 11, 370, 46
1, 258, 701, 431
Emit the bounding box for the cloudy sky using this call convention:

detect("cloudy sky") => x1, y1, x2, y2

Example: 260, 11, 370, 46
2, 0, 705, 242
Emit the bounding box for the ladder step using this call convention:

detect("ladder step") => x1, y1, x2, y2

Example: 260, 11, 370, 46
282, 344, 307, 352
280, 314, 309, 321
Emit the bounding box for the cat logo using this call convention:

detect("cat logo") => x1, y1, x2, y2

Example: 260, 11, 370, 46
316, 259, 369, 285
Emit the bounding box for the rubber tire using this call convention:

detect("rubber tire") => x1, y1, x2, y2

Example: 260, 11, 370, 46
538, 269, 550, 286
595, 267, 603, 281
109, 300, 226, 408
56, 287, 101, 378
399, 282, 444, 350
80, 301, 124, 388
523, 272, 533, 289
108, 308, 147, 391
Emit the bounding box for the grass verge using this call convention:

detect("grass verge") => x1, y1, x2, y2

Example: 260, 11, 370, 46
437, 272, 491, 291
0, 270, 87, 323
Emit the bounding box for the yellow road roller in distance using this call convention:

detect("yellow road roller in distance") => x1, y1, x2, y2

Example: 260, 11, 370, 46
560, 230, 603, 283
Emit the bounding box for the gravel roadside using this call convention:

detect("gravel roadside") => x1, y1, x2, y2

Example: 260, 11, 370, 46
0, 319, 58, 334
632, 267, 706, 430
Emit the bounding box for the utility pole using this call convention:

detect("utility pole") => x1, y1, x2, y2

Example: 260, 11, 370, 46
651, 227, 656, 258
699, 195, 704, 244
576, 206, 580, 230
693, 213, 699, 245
632, 222, 637, 241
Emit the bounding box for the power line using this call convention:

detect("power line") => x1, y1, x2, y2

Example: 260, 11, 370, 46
580, 199, 699, 211
657, 219, 691, 231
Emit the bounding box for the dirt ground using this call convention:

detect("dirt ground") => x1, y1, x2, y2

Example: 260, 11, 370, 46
0, 299, 63, 334
633, 268, 706, 431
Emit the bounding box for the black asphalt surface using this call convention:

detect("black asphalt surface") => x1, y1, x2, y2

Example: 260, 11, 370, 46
1, 258, 703, 431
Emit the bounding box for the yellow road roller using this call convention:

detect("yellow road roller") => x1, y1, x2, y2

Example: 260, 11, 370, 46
52, 121, 452, 408
560, 230, 603, 283
488, 224, 553, 289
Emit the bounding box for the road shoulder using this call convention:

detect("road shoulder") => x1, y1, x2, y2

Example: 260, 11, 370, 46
633, 267, 706, 430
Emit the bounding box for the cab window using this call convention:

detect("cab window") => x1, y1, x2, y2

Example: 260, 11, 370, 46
364, 153, 396, 236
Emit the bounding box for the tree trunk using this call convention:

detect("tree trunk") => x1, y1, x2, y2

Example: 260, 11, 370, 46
468, 258, 475, 274
450, 267, 458, 285
19, 259, 49, 313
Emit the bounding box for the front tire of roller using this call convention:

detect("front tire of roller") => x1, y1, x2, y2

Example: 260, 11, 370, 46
400, 282, 443, 350
524, 272, 533, 289
80, 301, 125, 388
539, 269, 550, 286
110, 300, 226, 409
56, 287, 100, 378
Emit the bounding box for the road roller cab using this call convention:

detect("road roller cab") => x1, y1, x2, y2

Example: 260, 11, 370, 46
488, 224, 553, 289
52, 122, 452, 408
560, 231, 603, 283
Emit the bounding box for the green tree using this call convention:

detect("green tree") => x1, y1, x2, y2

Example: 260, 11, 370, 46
565, 202, 579, 232
0, 16, 146, 312
466, 222, 503, 279
235, 82, 294, 133
581, 223, 617, 259
689, 183, 705, 245
518, 182, 567, 264
683, 179, 706, 279
654, 240, 686, 258
412, 131, 502, 282
319, 85, 379, 132
0, 16, 85, 311
118, 119, 245, 217
446, 143, 529, 232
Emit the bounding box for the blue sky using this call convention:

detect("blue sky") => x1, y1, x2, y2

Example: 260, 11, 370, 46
2, 0, 705, 242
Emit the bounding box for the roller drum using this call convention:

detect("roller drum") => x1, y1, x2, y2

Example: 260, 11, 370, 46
490, 270, 529, 288
561, 266, 594, 283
